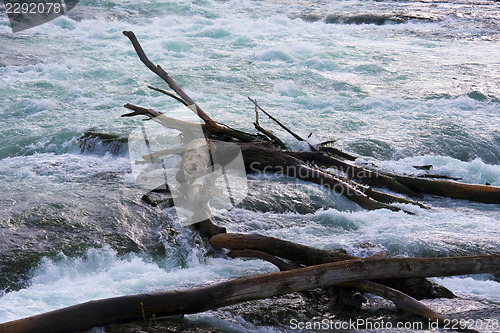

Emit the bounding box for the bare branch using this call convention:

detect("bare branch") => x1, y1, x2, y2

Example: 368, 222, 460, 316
147, 85, 188, 106
123, 30, 214, 125
253, 122, 287, 149
228, 249, 301, 271
248, 97, 307, 143
122, 103, 201, 132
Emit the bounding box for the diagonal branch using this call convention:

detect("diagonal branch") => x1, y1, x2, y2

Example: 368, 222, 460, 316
147, 85, 188, 106
248, 97, 308, 143
123, 30, 214, 125
253, 122, 287, 149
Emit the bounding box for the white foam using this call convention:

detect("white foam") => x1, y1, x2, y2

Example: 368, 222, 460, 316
0, 246, 275, 323
435, 276, 500, 302
373, 155, 500, 186
274, 80, 304, 97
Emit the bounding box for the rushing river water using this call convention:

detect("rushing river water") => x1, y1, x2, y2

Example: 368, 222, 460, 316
0, 0, 499, 331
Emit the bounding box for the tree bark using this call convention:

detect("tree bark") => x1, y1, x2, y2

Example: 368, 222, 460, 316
209, 233, 454, 299
392, 174, 500, 204
2, 255, 498, 333
210, 232, 356, 266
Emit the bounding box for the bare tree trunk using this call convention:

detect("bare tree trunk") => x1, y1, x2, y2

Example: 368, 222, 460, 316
210, 232, 356, 266
209, 232, 454, 299
2, 255, 498, 333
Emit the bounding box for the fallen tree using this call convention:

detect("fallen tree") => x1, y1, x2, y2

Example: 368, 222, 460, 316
121, 31, 500, 207
209, 233, 455, 300
1, 254, 498, 333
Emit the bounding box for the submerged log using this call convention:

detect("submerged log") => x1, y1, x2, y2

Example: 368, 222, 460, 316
392, 174, 500, 204
1, 254, 498, 333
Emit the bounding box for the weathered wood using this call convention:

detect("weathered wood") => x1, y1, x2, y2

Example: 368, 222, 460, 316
285, 155, 403, 211
122, 31, 500, 206
318, 145, 357, 161
289, 151, 418, 197
228, 249, 301, 271
210, 233, 453, 299
123, 30, 213, 125
195, 218, 226, 238
2, 255, 499, 333
123, 29, 500, 207
353, 281, 478, 333
248, 97, 306, 143
356, 281, 445, 320
290, 151, 500, 204
147, 85, 189, 106
123, 31, 258, 142
228, 247, 456, 327
122, 103, 201, 132
392, 174, 500, 204
238, 142, 406, 211
253, 122, 287, 149
211, 233, 370, 265
360, 185, 430, 209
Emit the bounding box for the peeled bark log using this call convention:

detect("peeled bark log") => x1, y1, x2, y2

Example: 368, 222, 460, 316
289, 151, 418, 197
284, 155, 404, 211
238, 142, 408, 211
392, 174, 500, 204
210, 233, 453, 299
228, 247, 457, 329
210, 233, 357, 265
290, 151, 500, 204
2, 255, 498, 333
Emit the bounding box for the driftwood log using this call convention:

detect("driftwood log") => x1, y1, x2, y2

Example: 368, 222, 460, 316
1, 255, 498, 333
211, 233, 466, 329
210, 233, 453, 298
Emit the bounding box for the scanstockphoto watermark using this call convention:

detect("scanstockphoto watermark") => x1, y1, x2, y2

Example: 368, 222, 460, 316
128, 107, 248, 227
248, 161, 381, 197
289, 318, 426, 331
289, 318, 500, 331
2, 0, 79, 32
